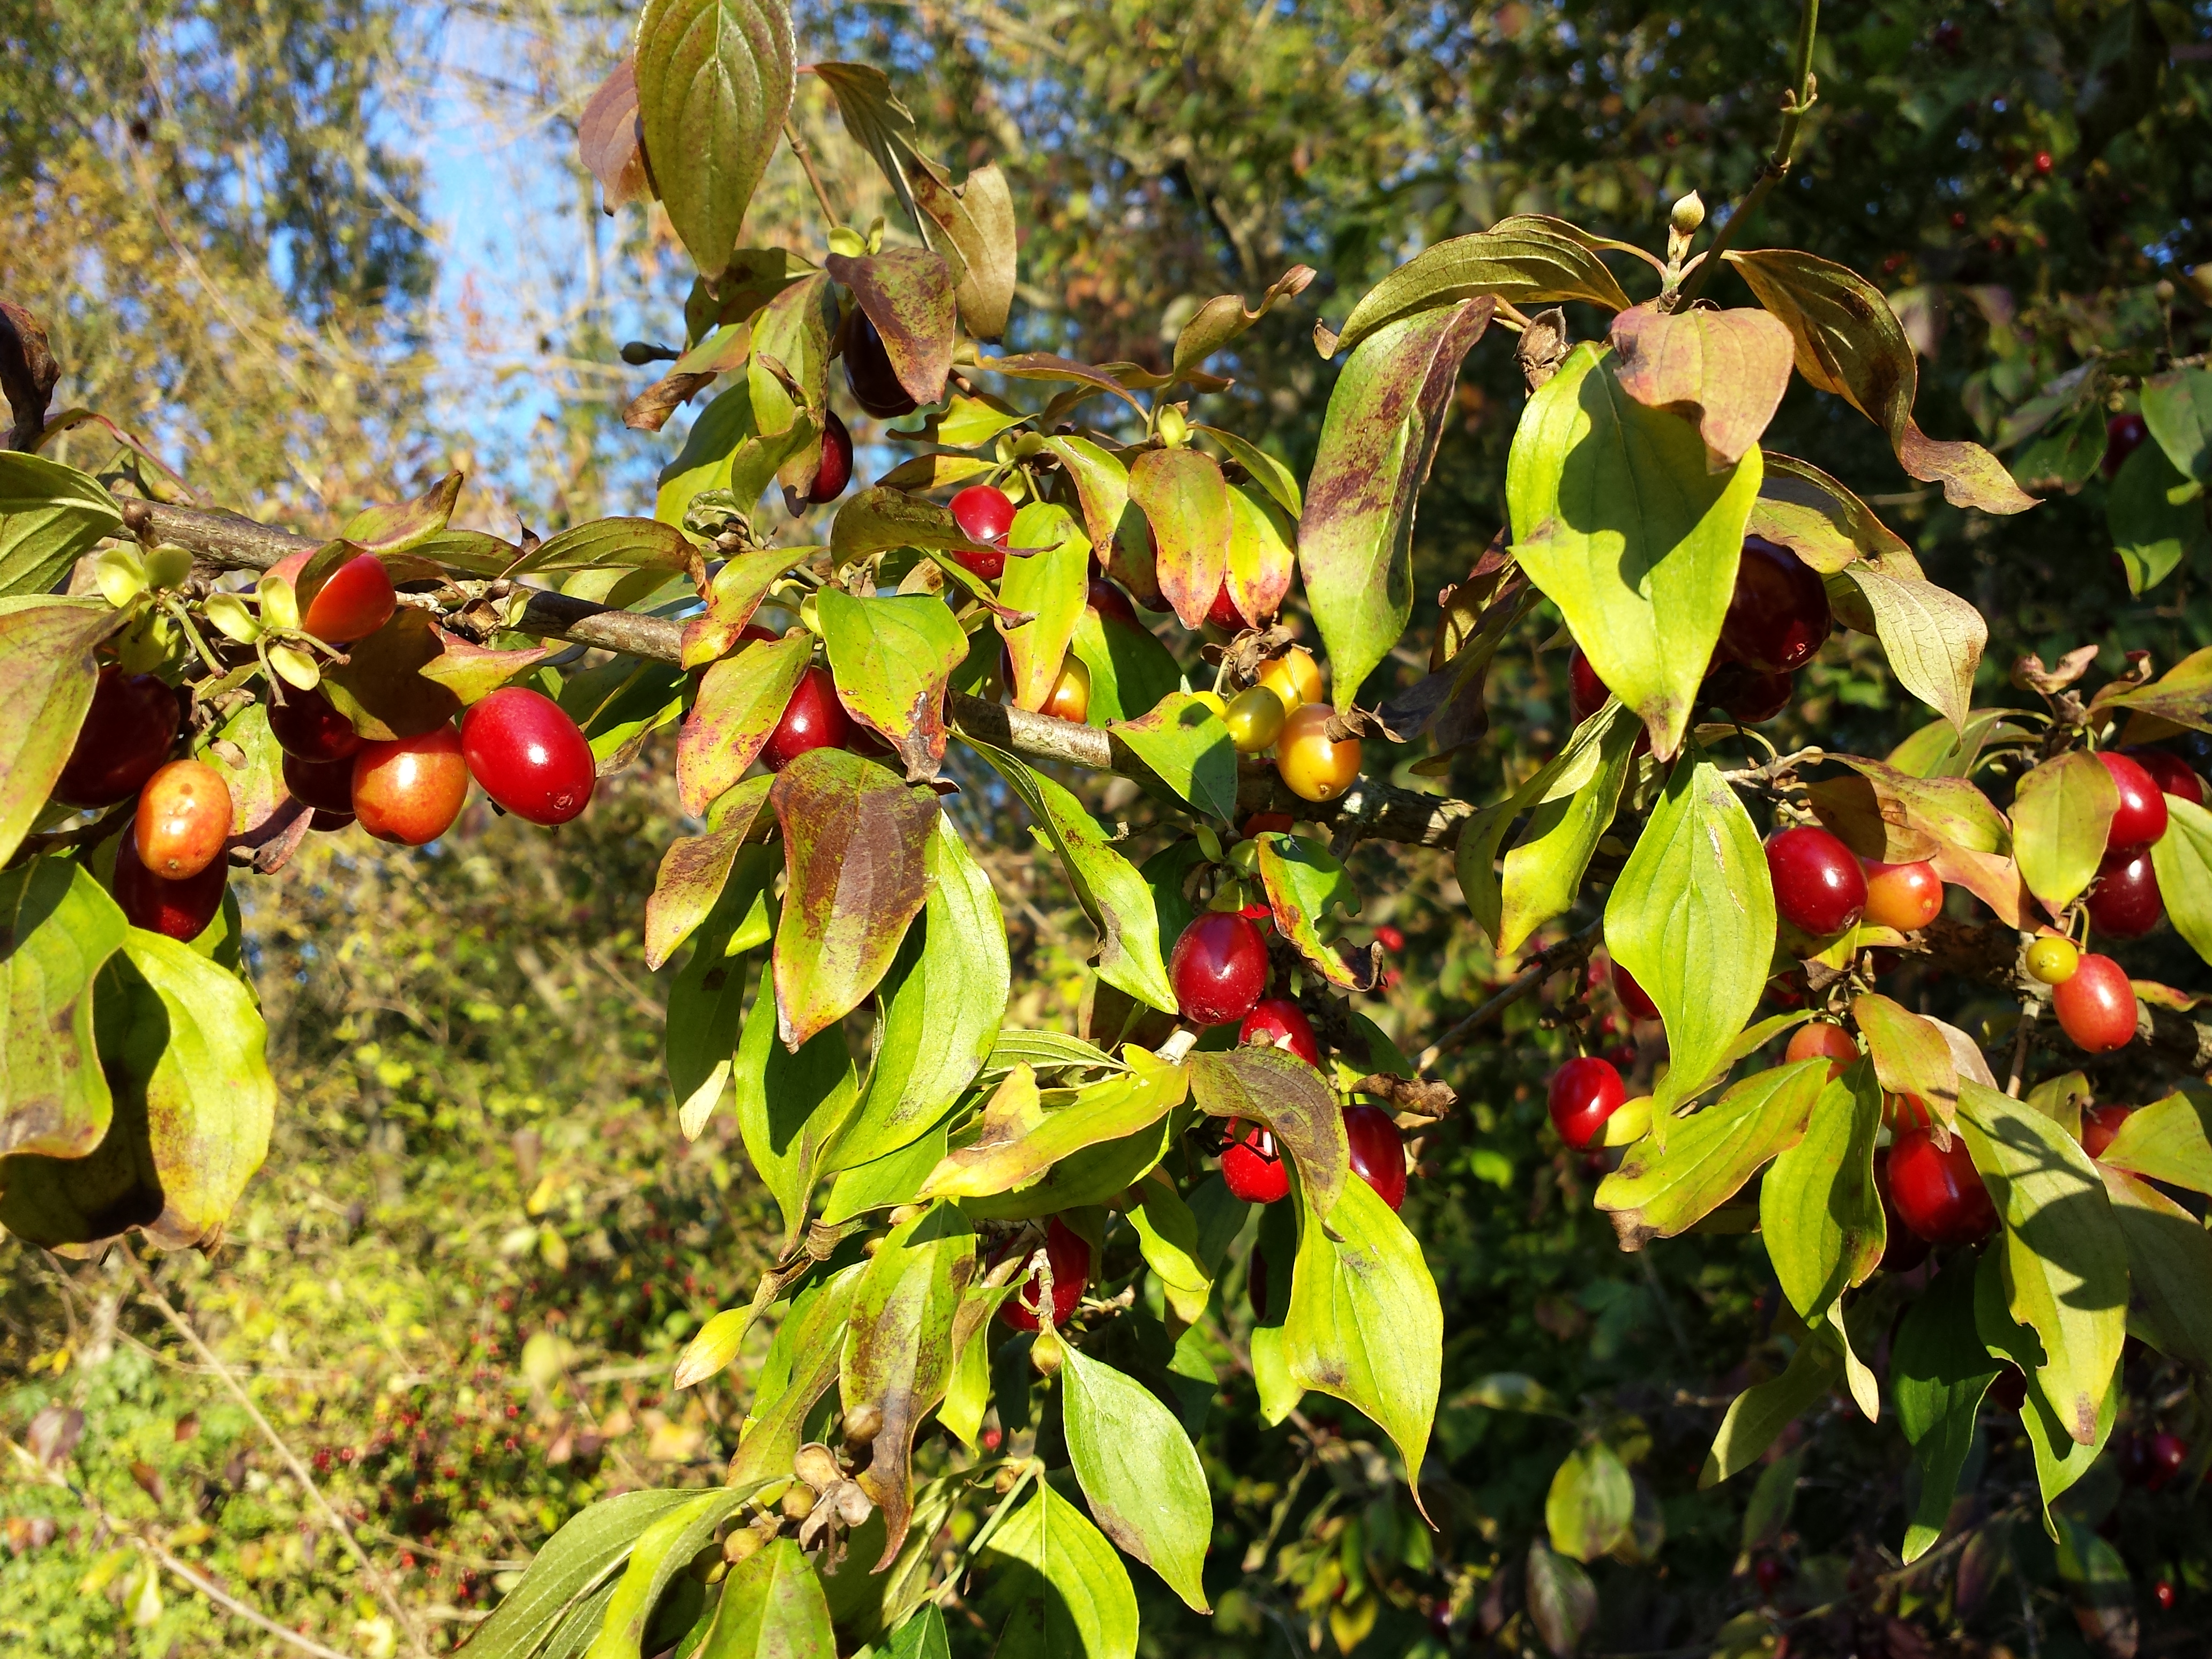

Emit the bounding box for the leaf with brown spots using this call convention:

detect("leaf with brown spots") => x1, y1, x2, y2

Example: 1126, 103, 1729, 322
644, 774, 774, 970
679, 546, 816, 669
1172, 266, 1316, 377
1190, 1045, 1351, 1220
1609, 302, 1793, 470
415, 626, 553, 705
816, 588, 967, 779
675, 631, 811, 816
1747, 453, 1913, 571
1129, 449, 1232, 631
826, 249, 956, 409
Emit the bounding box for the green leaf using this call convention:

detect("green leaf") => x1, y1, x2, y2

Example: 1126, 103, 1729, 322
983, 1028, 1123, 1079
2010, 751, 2118, 915
2150, 794, 2212, 967
1172, 265, 1314, 376
906, 158, 1017, 343
2098, 1089, 2212, 1195
1497, 702, 1640, 954
966, 742, 1177, 1013
633, 0, 795, 280
980, 1478, 1139, 1659
1300, 298, 1495, 710
920, 1056, 1185, 1200
521, 517, 694, 578
730, 1264, 865, 1487
2099, 1166, 2212, 1370
1223, 482, 1296, 627
826, 249, 957, 408
1068, 606, 1182, 727
2092, 642, 2212, 735
1196, 424, 1302, 517
957, 1111, 1178, 1222
1035, 437, 1132, 581
1283, 1173, 1443, 1511
750, 273, 837, 444
1852, 992, 1962, 1122
1129, 448, 1232, 631
2106, 439, 2209, 594
999, 500, 1089, 713
675, 633, 810, 817
0, 860, 126, 1159
0, 599, 120, 865
1609, 302, 1795, 468
1256, 832, 1364, 989
1523, 1538, 1598, 1659
1507, 343, 1763, 758
1974, 1246, 2115, 1532
1760, 1063, 1884, 1321
341, 470, 463, 556
416, 630, 555, 705
1955, 1082, 2127, 1447
698, 1538, 833, 1659
733, 981, 857, 1252
1604, 755, 1776, 1119
587, 1489, 757, 1659
0, 453, 123, 597
665, 844, 775, 1139
1326, 215, 1635, 355
886, 1604, 951, 1659
2143, 365, 2212, 484
1122, 1173, 1211, 1326
1745, 452, 1914, 571
1544, 1442, 1634, 1563
680, 546, 817, 669
644, 778, 775, 972
1843, 564, 1988, 732
1700, 1326, 1843, 1487
1190, 1044, 1349, 1218
1597, 1060, 1827, 1251
817, 589, 967, 780
1109, 693, 1237, 824
654, 383, 813, 530
1890, 1251, 1999, 1562
1060, 1344, 1213, 1610
2054, 1518, 2140, 1659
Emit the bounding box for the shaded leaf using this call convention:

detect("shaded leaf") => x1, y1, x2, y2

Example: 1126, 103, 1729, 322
734, 977, 856, 1249
2106, 440, 2207, 595
1700, 1326, 1842, 1486
1497, 702, 1640, 954
1523, 1540, 1598, 1659
1746, 452, 1914, 571
826, 249, 956, 408
0, 599, 121, 864
0, 861, 125, 1158
663, 843, 773, 1138
1890, 1251, 1998, 1563
699, 1538, 834, 1659
1545, 1442, 1634, 1563
319, 606, 461, 741
2100, 1166, 2212, 1370
1109, 693, 1237, 824
675, 632, 811, 816
1069, 606, 1180, 727
586, 1489, 756, 1659
1843, 564, 1987, 733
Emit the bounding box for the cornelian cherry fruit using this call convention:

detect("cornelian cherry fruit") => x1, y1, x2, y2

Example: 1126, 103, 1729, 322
1205, 581, 1251, 633
352, 727, 469, 846
2052, 952, 2136, 1053
135, 759, 232, 879
1548, 1057, 1626, 1150
2025, 936, 2079, 985
283, 752, 356, 815
1258, 648, 1323, 712
1239, 997, 1319, 1066
761, 667, 853, 771
1888, 1126, 1997, 1246
1708, 664, 1793, 724
1873, 1150, 1931, 1274
2097, 750, 2168, 850
1040, 656, 1091, 724
1169, 911, 1267, 1027
806, 411, 853, 505
1567, 646, 1609, 724
1087, 574, 1139, 629
1344, 1104, 1408, 1210
843, 315, 915, 419
267, 684, 363, 763
1220, 1123, 1290, 1204
2104, 413, 2149, 479
1882, 1092, 1934, 1132
1611, 959, 1659, 1021
1241, 812, 1295, 839
1224, 685, 1287, 753
113, 832, 227, 941
1766, 825, 1867, 936
1720, 536, 1830, 674
2080, 1104, 2132, 1161
272, 548, 396, 644
55, 667, 177, 806
950, 484, 1016, 581
2142, 1432, 2189, 1493
997, 1217, 1090, 1332
461, 687, 595, 826
2123, 745, 2204, 808
1785, 1021, 1858, 1078
1276, 703, 1361, 803
1860, 857, 1944, 931
2087, 848, 2163, 940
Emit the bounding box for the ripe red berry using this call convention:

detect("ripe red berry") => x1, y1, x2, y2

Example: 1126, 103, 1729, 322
283, 752, 357, 815
1374, 924, 1404, 952
2033, 151, 2054, 175
1888, 1127, 1998, 1245
1220, 1123, 1290, 1204
2052, 953, 2137, 1053
1720, 537, 1830, 675
461, 687, 595, 826
2123, 746, 2206, 808
799, 410, 853, 506
1860, 857, 1945, 932
1240, 812, 1296, 839
1238, 997, 1320, 1066
267, 684, 363, 763
1169, 911, 1268, 1027
949, 484, 1016, 581
1206, 581, 1251, 633
1343, 1104, 1408, 1210
1707, 664, 1793, 724
272, 548, 397, 644
761, 666, 853, 771
1873, 1149, 1932, 1274
55, 668, 178, 807
1766, 825, 1868, 936
1086, 574, 1139, 629
2155, 1580, 2178, 1612
2087, 848, 2162, 940
2143, 1431, 2189, 1493
1987, 1364, 2027, 1410
1785, 1021, 1858, 1079
1753, 1557, 1788, 1595
2103, 413, 2149, 480
997, 1217, 1090, 1332
1548, 1057, 1626, 1150
842, 315, 916, 419
112, 832, 227, 941
352, 727, 469, 846
2080, 1104, 2133, 1161
2097, 750, 2169, 850
1567, 646, 1609, 724
135, 759, 233, 879
1610, 959, 1660, 1021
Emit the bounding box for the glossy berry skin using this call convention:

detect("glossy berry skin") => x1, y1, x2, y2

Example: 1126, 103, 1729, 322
997, 1218, 1090, 1332
1987, 1365, 2028, 1411
2080, 1104, 2133, 1161
1709, 664, 1793, 724
1169, 911, 1268, 1027
267, 684, 363, 763
2025, 936, 2079, 985
351, 727, 469, 846
1567, 647, 1609, 724
1611, 960, 1659, 1021
1220, 1123, 1290, 1204
799, 410, 853, 505
272, 548, 396, 644
2124, 745, 2206, 808
1548, 1057, 1626, 1150
1040, 656, 1091, 724
2104, 412, 2149, 480
2155, 1581, 2178, 1613
135, 759, 232, 879
1785, 1021, 1858, 1079
2097, 750, 2169, 850
1766, 825, 1868, 937
1873, 1150, 1932, 1274
1275, 703, 1361, 803
1259, 648, 1323, 713
461, 687, 595, 826
2087, 848, 2163, 940
1239, 997, 1320, 1066
1241, 811, 1295, 839
950, 485, 1017, 582
1720, 536, 1830, 674
55, 668, 177, 806
1205, 581, 1251, 633
2052, 953, 2137, 1053
1086, 575, 1139, 630
2142, 1432, 2189, 1494
1223, 685, 1287, 753
283, 752, 357, 815
113, 832, 227, 942
1343, 1104, 1408, 1211
1888, 1127, 1998, 1246
842, 315, 916, 419
761, 667, 853, 771
1374, 924, 1405, 952
1882, 1092, 1934, 1132
1860, 857, 1944, 932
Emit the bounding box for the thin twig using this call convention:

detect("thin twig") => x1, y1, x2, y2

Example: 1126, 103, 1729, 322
784, 116, 842, 225
1417, 918, 1605, 1071
2006, 994, 2038, 1097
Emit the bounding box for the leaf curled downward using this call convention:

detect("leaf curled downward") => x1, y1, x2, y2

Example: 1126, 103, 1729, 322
1853, 993, 1961, 1124
1256, 833, 1364, 988
917, 1058, 1185, 1200
1609, 303, 1794, 469
1747, 453, 1915, 570
1129, 448, 1233, 631
340, 470, 463, 556
675, 631, 811, 816
1172, 266, 1316, 376
1324, 215, 1636, 356
770, 748, 939, 1049
1190, 1045, 1349, 1219
825, 249, 958, 408
1597, 1060, 1828, 1250
2010, 751, 2119, 915
577, 56, 648, 212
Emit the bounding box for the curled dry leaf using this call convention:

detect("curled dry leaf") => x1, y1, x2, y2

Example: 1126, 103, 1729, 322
2012, 645, 2101, 696
578, 57, 649, 212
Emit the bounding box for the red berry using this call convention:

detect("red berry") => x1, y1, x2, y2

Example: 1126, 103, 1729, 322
996, 1217, 1090, 1332
2104, 413, 2149, 480
267, 684, 363, 763
1169, 911, 1267, 1027
1610, 959, 1660, 1021
1860, 857, 1944, 932
1873, 1149, 1932, 1274
1766, 825, 1868, 936
54, 668, 177, 806
2033, 151, 2054, 175
2144, 1432, 2189, 1493
950, 484, 1016, 582
271, 549, 397, 644
136, 759, 232, 879
2087, 848, 2162, 940
352, 727, 469, 846
2080, 1104, 2133, 1161
1711, 665, 1793, 724
1374, 924, 1404, 952
799, 410, 853, 505
1220, 1123, 1290, 1205
1086, 574, 1139, 629
1720, 537, 1830, 674
1205, 581, 1251, 633
112, 832, 227, 941
761, 666, 853, 771
1240, 812, 1295, 839
1343, 1104, 1407, 1210
1567, 646, 1609, 724
2097, 751, 2169, 850
1888, 1127, 1997, 1246
2124, 747, 2206, 808
283, 752, 356, 814
461, 687, 595, 826
1754, 1557, 1788, 1595
2156, 1580, 2178, 1612
2052, 953, 2136, 1053
843, 315, 915, 419
1987, 1364, 2027, 1410
1548, 1057, 1626, 1150
1238, 997, 1320, 1066
310, 808, 355, 832
1785, 1021, 1858, 1079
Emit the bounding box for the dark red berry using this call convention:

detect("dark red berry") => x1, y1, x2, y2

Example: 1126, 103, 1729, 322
2081, 1104, 2133, 1161
1754, 1557, 1788, 1595
1548, 1057, 1626, 1150
1720, 537, 1830, 675
996, 1217, 1090, 1332
1567, 646, 1609, 724
1169, 911, 1267, 1027
55, 668, 177, 806
2156, 1580, 2178, 1612
283, 752, 356, 815
843, 315, 916, 419
1086, 574, 1139, 629
2104, 413, 2149, 480
761, 666, 853, 771
1873, 1149, 1932, 1274
267, 684, 363, 764
1988, 1364, 2028, 1411
1888, 1126, 1997, 1246
112, 832, 226, 942
799, 410, 853, 505
1206, 581, 1251, 633
1220, 1124, 1290, 1205
2098, 750, 2169, 850
2124, 746, 2205, 808
1343, 1104, 1408, 1210
1238, 997, 1320, 1066
2087, 848, 2162, 940
1708, 663, 1793, 724
2143, 1432, 2189, 1493
1766, 825, 1868, 936
460, 687, 595, 826
1611, 959, 1659, 1021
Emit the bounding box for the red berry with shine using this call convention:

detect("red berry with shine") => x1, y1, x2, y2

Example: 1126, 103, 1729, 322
1766, 825, 1868, 936
804, 410, 853, 505
283, 752, 356, 814
2087, 847, 2162, 940
2144, 1432, 2189, 1493
112, 832, 227, 942
1238, 997, 1320, 1066
843, 315, 916, 419
996, 1217, 1090, 1332
1873, 1149, 1932, 1274
55, 667, 178, 807
2104, 413, 2149, 480
1374, 924, 1404, 952
1860, 857, 1945, 932
1205, 581, 1251, 633
1220, 1123, 1290, 1205
1548, 1057, 1626, 1150
1786, 1021, 1859, 1079
1888, 1126, 1998, 1246
1086, 574, 1139, 629
2080, 1104, 2133, 1161
761, 666, 853, 771
2156, 1580, 2178, 1612
2098, 750, 2169, 850
2124, 746, 2205, 808
1611, 959, 1660, 1021
1720, 536, 1830, 674
461, 687, 595, 826
272, 548, 397, 644
1567, 646, 1609, 724
1169, 911, 1267, 1027
267, 684, 363, 763
1343, 1103, 1408, 1210
951, 484, 1015, 548
2052, 953, 2136, 1053
135, 759, 231, 879
352, 727, 469, 846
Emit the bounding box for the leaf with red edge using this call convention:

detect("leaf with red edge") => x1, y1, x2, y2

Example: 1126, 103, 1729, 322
416, 625, 553, 705
826, 249, 956, 408
1854, 992, 1961, 1126
1225, 484, 1295, 626
769, 748, 938, 1049
644, 774, 774, 970
1610, 303, 1794, 469
681, 547, 817, 669
340, 471, 462, 557
1131, 448, 1232, 630
675, 631, 811, 816
1257, 832, 1363, 989
578, 56, 648, 210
